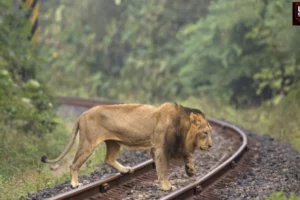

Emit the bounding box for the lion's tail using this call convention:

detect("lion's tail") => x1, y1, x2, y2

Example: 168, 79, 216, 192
41, 119, 79, 164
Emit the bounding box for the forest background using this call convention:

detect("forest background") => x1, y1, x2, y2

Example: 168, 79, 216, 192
0, 0, 299, 199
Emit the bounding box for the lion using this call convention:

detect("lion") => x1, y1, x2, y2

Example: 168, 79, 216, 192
41, 102, 212, 191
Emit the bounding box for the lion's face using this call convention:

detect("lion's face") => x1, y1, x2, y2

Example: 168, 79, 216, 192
188, 113, 212, 151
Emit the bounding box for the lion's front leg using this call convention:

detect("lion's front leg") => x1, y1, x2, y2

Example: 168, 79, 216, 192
184, 153, 195, 177
152, 148, 173, 191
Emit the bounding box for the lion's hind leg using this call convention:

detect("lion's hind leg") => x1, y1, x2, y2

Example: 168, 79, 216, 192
105, 140, 133, 174
70, 141, 96, 188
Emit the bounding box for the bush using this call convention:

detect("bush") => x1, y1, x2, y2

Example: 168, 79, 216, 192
0, 69, 58, 135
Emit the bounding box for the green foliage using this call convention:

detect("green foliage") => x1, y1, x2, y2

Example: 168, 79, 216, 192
266, 192, 300, 200
0, 0, 40, 83
38, 0, 103, 97
0, 120, 64, 178
0, 118, 73, 200
0, 161, 68, 200
0, 3, 65, 198
38, 0, 210, 102
99, 0, 209, 102
36, 0, 300, 106
0, 70, 57, 135
0, 1, 58, 135
177, 0, 300, 107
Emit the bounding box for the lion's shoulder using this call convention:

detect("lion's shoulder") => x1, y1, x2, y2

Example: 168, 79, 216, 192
157, 102, 179, 112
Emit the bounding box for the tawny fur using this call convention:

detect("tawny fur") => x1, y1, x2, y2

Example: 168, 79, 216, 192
41, 102, 212, 191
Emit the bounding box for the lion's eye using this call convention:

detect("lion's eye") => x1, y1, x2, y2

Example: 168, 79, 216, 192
198, 133, 207, 139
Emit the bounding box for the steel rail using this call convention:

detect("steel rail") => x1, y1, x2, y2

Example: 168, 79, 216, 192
50, 96, 248, 200
47, 160, 155, 200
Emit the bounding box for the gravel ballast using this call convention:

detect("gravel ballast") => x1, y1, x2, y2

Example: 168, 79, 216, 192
218, 130, 300, 200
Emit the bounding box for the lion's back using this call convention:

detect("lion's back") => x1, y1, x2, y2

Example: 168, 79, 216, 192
91, 104, 158, 135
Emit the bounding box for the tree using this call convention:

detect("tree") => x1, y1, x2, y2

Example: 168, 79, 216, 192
176, 0, 300, 106
38, 0, 103, 97
0, 0, 57, 135
98, 0, 209, 102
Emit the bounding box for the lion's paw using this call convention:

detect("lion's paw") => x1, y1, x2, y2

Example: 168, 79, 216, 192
160, 181, 172, 191
186, 167, 195, 177
120, 166, 134, 174
126, 166, 134, 173
71, 182, 82, 189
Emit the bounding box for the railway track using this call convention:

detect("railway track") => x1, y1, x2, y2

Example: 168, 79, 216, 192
49, 96, 250, 200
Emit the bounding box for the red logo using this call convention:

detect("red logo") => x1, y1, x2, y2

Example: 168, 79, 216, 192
293, 2, 300, 25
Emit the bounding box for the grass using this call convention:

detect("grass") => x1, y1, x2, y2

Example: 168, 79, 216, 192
266, 192, 300, 200
0, 167, 68, 200
0, 117, 107, 200
0, 121, 68, 199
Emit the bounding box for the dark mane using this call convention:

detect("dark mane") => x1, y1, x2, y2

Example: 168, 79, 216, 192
165, 103, 206, 158
180, 105, 205, 117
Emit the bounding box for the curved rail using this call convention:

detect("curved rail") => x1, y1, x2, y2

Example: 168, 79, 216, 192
48, 96, 248, 200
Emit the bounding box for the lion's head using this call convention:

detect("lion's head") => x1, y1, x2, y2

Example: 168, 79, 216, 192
185, 112, 212, 153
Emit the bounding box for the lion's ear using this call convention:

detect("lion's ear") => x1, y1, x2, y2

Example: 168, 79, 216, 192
189, 112, 198, 123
